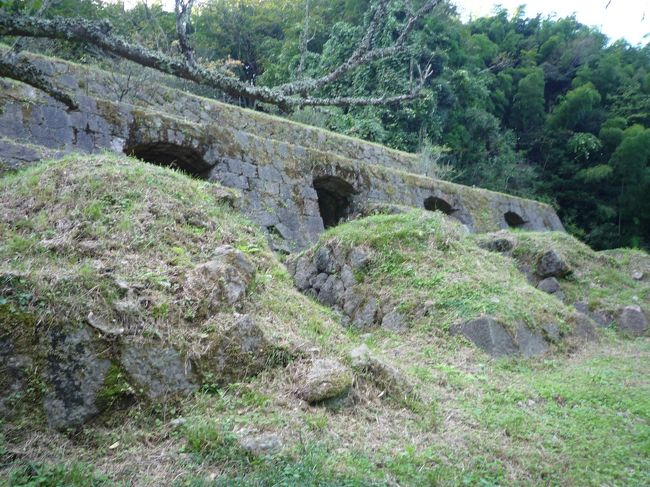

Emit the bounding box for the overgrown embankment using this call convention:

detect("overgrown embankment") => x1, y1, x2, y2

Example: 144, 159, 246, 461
1, 155, 648, 486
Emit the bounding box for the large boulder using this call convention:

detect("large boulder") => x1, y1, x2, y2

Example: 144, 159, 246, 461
477, 232, 516, 253
452, 316, 519, 357
349, 345, 414, 399
618, 306, 648, 336
515, 323, 549, 357
297, 358, 353, 403
120, 343, 195, 400
185, 245, 255, 311
42, 327, 111, 430
536, 249, 570, 278
199, 314, 271, 384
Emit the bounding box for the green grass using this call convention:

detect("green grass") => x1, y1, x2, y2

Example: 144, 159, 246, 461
320, 210, 575, 335
1, 156, 649, 486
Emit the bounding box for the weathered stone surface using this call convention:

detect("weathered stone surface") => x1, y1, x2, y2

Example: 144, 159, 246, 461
537, 277, 561, 294
291, 255, 317, 291
381, 311, 407, 332
185, 245, 255, 309
351, 297, 379, 329
297, 358, 352, 403
43, 327, 111, 430
120, 344, 195, 399
618, 306, 648, 336
570, 313, 600, 342
573, 302, 611, 328
452, 316, 518, 357
0, 339, 32, 418
203, 314, 270, 384
536, 250, 570, 278
349, 344, 413, 399
239, 432, 283, 456
317, 275, 344, 307
0, 54, 564, 252
478, 233, 516, 253
541, 323, 561, 342
515, 324, 549, 357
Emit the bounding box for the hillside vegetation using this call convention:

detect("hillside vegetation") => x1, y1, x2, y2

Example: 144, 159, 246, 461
1, 155, 648, 486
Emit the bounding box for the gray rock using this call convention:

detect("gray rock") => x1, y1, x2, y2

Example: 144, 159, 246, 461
537, 277, 561, 294
541, 323, 561, 342
631, 271, 644, 281
342, 290, 363, 317
452, 316, 518, 357
479, 234, 516, 253
239, 432, 283, 456
348, 247, 371, 270
87, 312, 124, 336
536, 250, 570, 278
352, 296, 379, 329
340, 266, 356, 289
310, 272, 329, 291
317, 275, 344, 306
185, 245, 255, 309
571, 313, 599, 342
573, 302, 611, 328
292, 255, 317, 291
315, 246, 336, 274
206, 314, 270, 383
515, 324, 549, 357
43, 327, 111, 430
381, 311, 407, 332
618, 306, 648, 336
298, 358, 352, 403
349, 345, 413, 399
120, 344, 195, 399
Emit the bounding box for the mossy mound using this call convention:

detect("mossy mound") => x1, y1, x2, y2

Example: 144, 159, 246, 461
0, 154, 346, 428
290, 210, 649, 354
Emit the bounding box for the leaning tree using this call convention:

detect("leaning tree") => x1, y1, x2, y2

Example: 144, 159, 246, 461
0, 0, 441, 111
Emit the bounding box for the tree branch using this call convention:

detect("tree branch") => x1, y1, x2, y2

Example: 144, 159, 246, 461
0, 6, 435, 110
0, 52, 77, 109
278, 0, 440, 96
297, 90, 425, 108
174, 0, 196, 67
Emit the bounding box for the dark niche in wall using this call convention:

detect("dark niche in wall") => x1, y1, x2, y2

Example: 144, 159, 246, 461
313, 176, 355, 228
124, 143, 211, 179
504, 211, 526, 228
424, 196, 455, 215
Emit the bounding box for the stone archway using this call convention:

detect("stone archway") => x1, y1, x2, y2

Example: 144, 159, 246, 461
504, 211, 526, 228
313, 176, 355, 228
424, 196, 454, 215
124, 143, 211, 179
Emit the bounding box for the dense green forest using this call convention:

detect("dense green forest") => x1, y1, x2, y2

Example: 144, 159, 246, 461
6, 0, 650, 250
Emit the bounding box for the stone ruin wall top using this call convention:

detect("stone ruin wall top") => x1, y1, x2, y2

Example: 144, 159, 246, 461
0, 52, 565, 251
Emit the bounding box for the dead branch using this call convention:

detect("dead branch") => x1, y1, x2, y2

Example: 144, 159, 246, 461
0, 52, 77, 109
174, 0, 196, 67
0, 0, 440, 110
277, 0, 440, 96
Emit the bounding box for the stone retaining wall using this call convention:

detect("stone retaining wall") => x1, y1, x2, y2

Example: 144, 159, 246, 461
0, 52, 564, 251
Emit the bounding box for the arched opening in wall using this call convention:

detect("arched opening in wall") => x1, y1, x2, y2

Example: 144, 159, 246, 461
125, 143, 211, 179
313, 176, 355, 228
504, 211, 526, 228
424, 196, 454, 215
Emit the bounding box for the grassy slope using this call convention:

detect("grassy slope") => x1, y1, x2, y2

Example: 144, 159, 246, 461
1, 157, 649, 486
